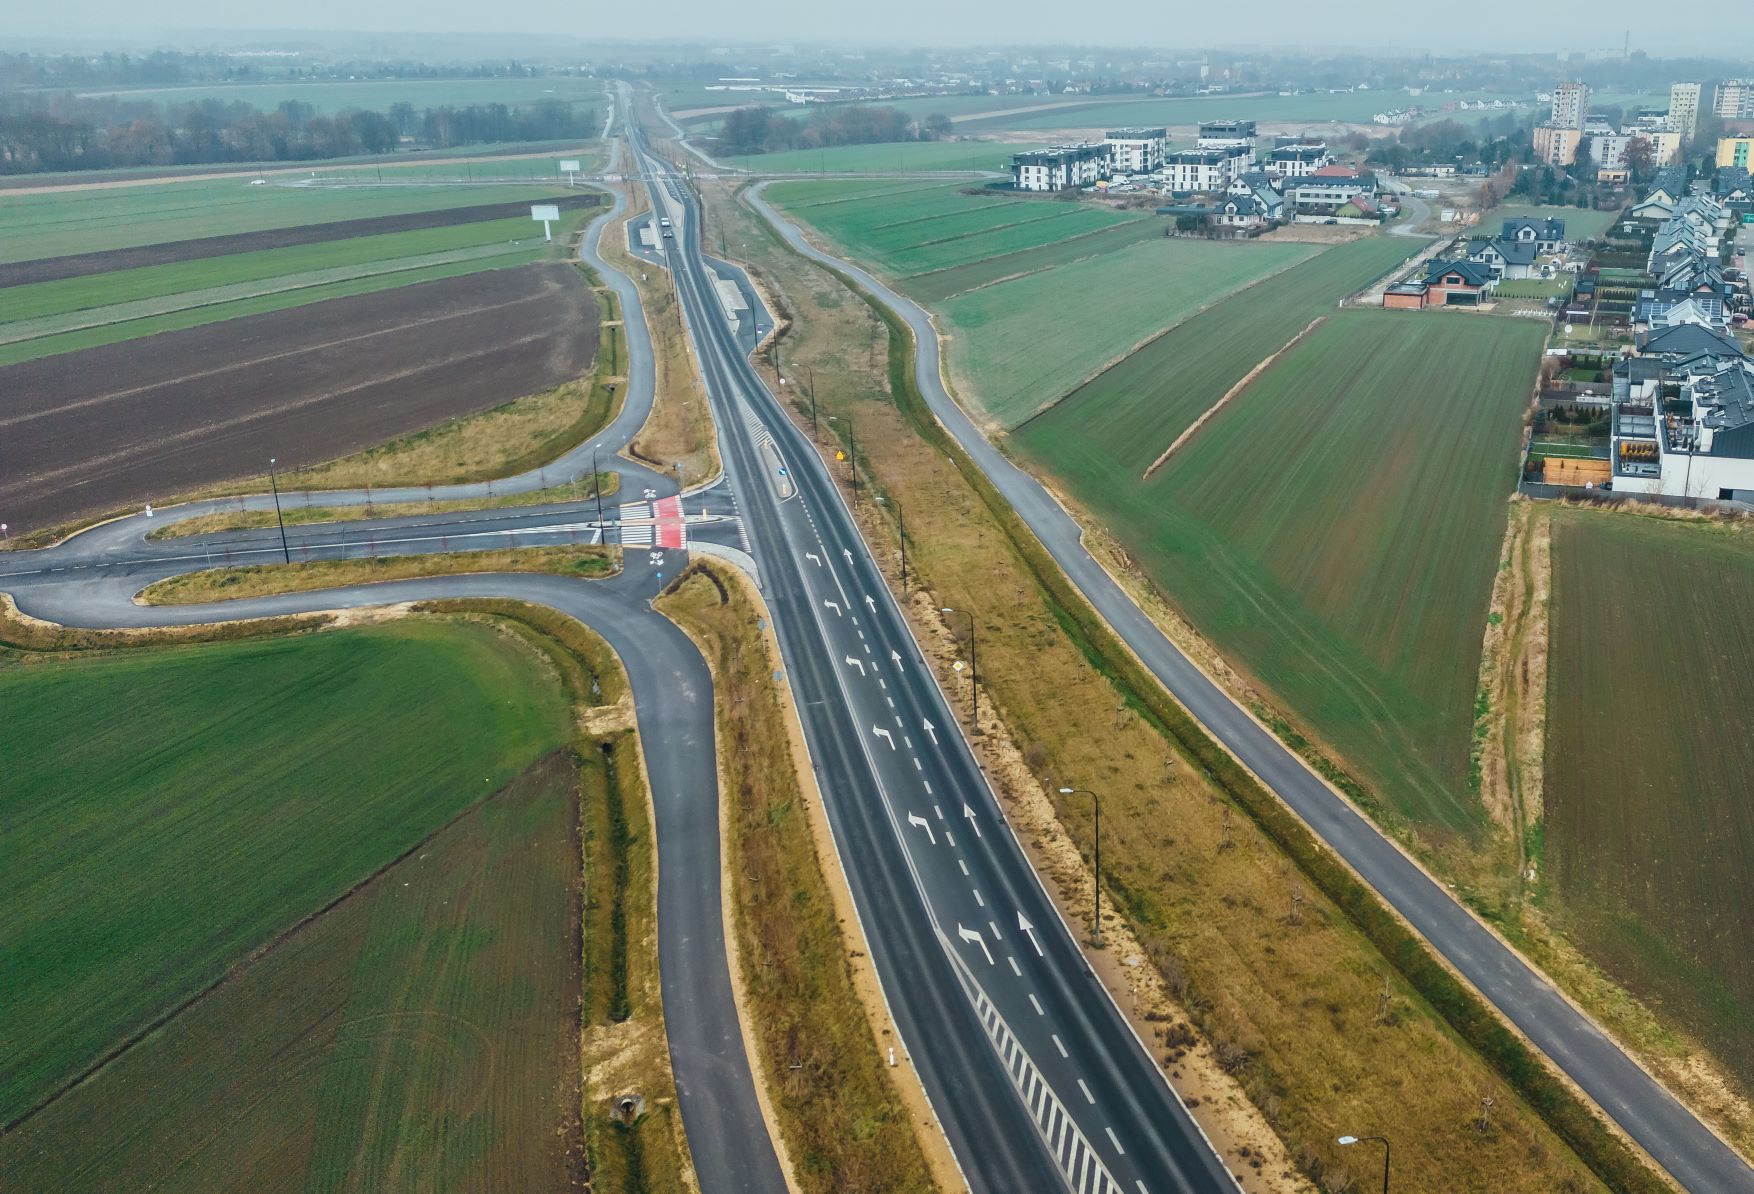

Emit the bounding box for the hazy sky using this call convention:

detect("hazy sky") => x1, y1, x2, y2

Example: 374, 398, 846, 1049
13, 0, 1749, 56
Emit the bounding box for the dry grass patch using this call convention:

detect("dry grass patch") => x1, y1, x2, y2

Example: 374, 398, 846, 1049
657, 560, 943, 1193
138, 545, 617, 605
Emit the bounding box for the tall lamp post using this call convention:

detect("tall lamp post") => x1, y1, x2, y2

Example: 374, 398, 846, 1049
876, 495, 906, 597
1336, 1135, 1390, 1194
267, 457, 290, 564
1058, 786, 1104, 947
940, 606, 978, 733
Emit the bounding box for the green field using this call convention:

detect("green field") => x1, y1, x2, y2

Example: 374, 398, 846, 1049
1017, 235, 1422, 471
1019, 307, 1545, 829
72, 74, 605, 114
0, 621, 569, 1126
1492, 205, 1623, 243
0, 211, 586, 365
939, 235, 1322, 426
769, 177, 1141, 283
960, 90, 1532, 132
1545, 508, 1754, 1081
722, 139, 1021, 175
0, 176, 578, 264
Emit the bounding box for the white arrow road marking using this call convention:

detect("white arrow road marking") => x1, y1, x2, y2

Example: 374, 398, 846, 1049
906, 812, 936, 844
842, 548, 854, 564
806, 551, 822, 566
964, 803, 982, 838
824, 600, 841, 615
845, 655, 866, 675
923, 719, 939, 745
873, 726, 895, 749
864, 594, 877, 612
890, 649, 903, 667
958, 924, 994, 966
1018, 911, 1044, 957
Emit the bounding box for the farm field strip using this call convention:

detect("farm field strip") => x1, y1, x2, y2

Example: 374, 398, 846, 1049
0, 179, 571, 264
939, 235, 1323, 427
0, 241, 533, 347
1545, 508, 1754, 1083
0, 263, 599, 533
0, 750, 584, 1190
0, 621, 569, 1127
903, 217, 1170, 302
719, 138, 1020, 174
767, 178, 1141, 278
69, 74, 606, 113
1019, 304, 1542, 830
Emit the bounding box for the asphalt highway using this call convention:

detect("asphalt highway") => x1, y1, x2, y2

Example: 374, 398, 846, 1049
630, 112, 1239, 1192
744, 184, 1754, 1194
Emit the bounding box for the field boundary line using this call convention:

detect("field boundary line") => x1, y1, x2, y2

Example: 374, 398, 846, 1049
2, 741, 561, 1135
1009, 239, 1337, 433
1141, 315, 1326, 480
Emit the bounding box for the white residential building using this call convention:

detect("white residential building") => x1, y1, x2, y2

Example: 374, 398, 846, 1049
1011, 144, 1106, 191
1590, 131, 1634, 169
1104, 127, 1167, 174
1161, 149, 1237, 194
1669, 82, 1702, 137
1265, 141, 1331, 178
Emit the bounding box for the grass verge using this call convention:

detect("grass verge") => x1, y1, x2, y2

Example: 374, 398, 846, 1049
657, 560, 944, 1193
600, 180, 720, 487
146, 471, 620, 540
137, 544, 617, 605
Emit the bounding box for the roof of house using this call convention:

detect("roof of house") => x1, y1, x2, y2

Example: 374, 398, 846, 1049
1647, 165, 1689, 200
1468, 237, 1538, 265
1426, 258, 1493, 287
1638, 322, 1745, 359
1341, 193, 1380, 215
1502, 216, 1565, 241
1692, 363, 1754, 452
1310, 163, 1359, 178
1713, 166, 1752, 197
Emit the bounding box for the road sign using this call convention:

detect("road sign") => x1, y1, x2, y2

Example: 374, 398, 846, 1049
835, 450, 846, 461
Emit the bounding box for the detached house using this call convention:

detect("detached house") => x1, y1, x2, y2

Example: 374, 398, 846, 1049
1383, 257, 1493, 308
1466, 235, 1540, 280
1500, 216, 1567, 252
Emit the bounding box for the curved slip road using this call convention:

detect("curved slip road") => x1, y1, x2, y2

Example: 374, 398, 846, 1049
2, 108, 788, 1194
744, 184, 1754, 1194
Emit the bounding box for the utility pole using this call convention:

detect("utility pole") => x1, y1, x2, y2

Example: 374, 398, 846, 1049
1059, 787, 1103, 947
268, 457, 290, 565
593, 448, 606, 528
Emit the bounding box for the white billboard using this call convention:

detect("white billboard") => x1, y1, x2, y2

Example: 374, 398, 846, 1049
531, 204, 561, 221
559, 159, 581, 173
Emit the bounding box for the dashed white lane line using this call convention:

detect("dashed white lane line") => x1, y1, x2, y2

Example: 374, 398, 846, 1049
886, 696, 895, 708
1008, 956, 1022, 977
932, 803, 942, 818
1077, 1079, 1095, 1104
973, 889, 985, 907
913, 758, 923, 771
946, 831, 957, 848
1030, 993, 1045, 1016
989, 919, 1002, 940
1053, 1034, 1068, 1058
958, 859, 970, 876
1105, 1127, 1125, 1156
924, 781, 933, 796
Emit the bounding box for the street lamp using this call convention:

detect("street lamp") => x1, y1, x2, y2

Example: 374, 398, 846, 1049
940, 606, 978, 733
267, 457, 291, 564
1336, 1135, 1390, 1194
876, 495, 906, 597
1058, 786, 1103, 947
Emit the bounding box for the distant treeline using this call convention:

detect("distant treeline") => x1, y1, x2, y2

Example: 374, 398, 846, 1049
717, 104, 951, 155
0, 51, 580, 90
0, 94, 597, 174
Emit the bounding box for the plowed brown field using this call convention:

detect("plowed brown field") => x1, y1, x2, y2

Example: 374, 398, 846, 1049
0, 262, 597, 532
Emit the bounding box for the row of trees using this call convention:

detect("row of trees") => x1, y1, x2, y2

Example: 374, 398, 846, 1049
0, 94, 596, 174
717, 104, 951, 156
